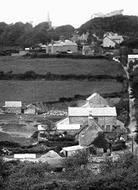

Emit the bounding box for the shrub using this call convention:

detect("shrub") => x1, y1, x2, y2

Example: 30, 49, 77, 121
6, 162, 50, 190
63, 150, 89, 170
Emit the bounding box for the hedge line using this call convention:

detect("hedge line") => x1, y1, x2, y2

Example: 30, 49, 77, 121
0, 70, 125, 82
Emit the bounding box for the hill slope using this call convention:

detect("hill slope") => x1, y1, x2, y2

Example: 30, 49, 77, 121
79, 15, 138, 38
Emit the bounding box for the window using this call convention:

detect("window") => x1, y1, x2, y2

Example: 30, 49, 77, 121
105, 125, 110, 132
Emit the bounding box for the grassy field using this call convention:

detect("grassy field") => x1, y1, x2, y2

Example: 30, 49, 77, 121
0, 56, 125, 76
0, 80, 123, 105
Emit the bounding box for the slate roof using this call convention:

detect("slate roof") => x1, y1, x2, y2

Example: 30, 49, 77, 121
68, 107, 117, 117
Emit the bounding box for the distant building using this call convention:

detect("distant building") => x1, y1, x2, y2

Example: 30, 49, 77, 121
24, 104, 38, 115
47, 12, 52, 30
56, 93, 127, 151
82, 45, 95, 55
68, 107, 117, 131
71, 31, 89, 43
91, 9, 123, 19
46, 40, 78, 54
102, 32, 124, 48
3, 101, 22, 114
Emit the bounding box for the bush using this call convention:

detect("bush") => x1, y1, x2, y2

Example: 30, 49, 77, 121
63, 150, 88, 170
6, 162, 50, 190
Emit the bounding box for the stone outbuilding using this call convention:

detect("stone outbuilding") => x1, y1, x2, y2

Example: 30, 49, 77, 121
24, 104, 38, 115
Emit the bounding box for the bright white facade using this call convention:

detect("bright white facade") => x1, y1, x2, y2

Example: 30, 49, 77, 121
61, 145, 85, 157
46, 40, 78, 54
102, 32, 124, 48
4, 101, 22, 107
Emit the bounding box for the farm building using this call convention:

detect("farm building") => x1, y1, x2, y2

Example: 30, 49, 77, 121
46, 40, 78, 54
68, 107, 117, 131
3, 101, 22, 114
56, 93, 126, 137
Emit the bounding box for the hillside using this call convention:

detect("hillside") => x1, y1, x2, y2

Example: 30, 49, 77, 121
79, 15, 138, 38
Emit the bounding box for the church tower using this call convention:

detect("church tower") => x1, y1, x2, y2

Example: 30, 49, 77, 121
47, 12, 52, 29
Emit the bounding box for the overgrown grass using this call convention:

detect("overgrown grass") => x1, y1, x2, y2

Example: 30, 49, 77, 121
0, 80, 123, 104
0, 56, 125, 76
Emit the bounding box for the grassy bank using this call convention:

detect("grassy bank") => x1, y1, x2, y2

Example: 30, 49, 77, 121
0, 56, 125, 77
0, 80, 123, 105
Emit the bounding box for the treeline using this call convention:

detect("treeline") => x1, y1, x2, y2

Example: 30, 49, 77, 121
30, 52, 107, 59
1, 15, 138, 49
0, 22, 74, 48
0, 70, 125, 82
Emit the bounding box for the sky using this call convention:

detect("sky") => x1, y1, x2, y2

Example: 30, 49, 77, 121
0, 0, 138, 28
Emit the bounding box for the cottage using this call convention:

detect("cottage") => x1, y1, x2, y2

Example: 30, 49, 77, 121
102, 32, 124, 48
3, 101, 22, 114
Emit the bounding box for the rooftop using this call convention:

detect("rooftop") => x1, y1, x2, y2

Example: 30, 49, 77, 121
4, 101, 22, 107
57, 124, 80, 130
68, 107, 117, 117
62, 145, 85, 151
128, 54, 138, 59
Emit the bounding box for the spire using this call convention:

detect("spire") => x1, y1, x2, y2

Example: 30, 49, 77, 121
47, 12, 52, 29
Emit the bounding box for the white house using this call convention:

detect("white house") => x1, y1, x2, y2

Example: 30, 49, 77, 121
102, 32, 124, 48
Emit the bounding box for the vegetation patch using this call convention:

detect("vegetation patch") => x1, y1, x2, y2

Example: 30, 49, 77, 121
0, 80, 123, 104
